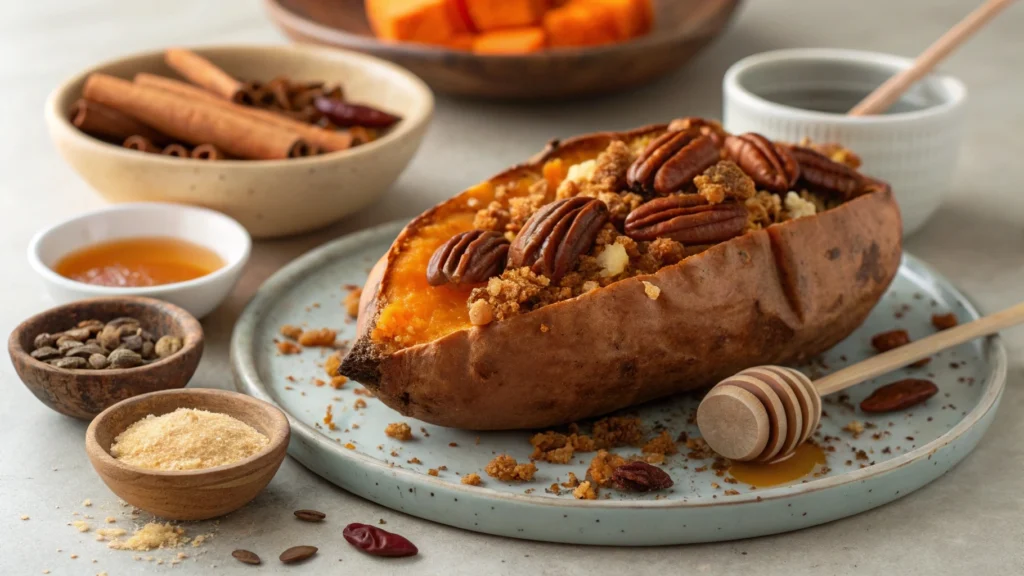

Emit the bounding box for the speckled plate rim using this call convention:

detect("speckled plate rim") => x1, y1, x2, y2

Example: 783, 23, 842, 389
231, 220, 1007, 512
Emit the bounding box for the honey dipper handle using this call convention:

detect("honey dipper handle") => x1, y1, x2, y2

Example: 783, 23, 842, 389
848, 0, 1016, 116
815, 301, 1024, 395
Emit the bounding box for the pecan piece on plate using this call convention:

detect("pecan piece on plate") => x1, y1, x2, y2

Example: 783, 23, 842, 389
624, 195, 748, 245
723, 133, 799, 193
426, 230, 510, 286
871, 329, 910, 353
627, 130, 720, 196
611, 461, 674, 492
860, 378, 938, 413
508, 197, 609, 282
785, 144, 867, 199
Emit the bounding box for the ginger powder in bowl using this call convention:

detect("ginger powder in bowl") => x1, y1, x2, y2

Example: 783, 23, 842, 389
110, 408, 269, 471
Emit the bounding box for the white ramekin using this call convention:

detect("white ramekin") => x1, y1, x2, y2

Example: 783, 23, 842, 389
723, 48, 967, 236
28, 203, 251, 318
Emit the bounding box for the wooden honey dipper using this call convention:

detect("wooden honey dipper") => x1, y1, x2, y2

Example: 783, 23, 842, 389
697, 301, 1024, 462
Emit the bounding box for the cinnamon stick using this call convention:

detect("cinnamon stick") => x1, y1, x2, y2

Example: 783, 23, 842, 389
162, 144, 191, 157
164, 48, 253, 104
123, 135, 161, 153
83, 73, 312, 160
134, 73, 352, 153
191, 143, 227, 160
71, 99, 168, 144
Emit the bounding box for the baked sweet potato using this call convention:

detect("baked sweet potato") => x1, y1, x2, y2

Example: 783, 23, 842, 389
341, 120, 902, 430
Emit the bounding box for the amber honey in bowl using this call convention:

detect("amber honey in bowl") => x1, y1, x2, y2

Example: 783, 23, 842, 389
54, 237, 224, 287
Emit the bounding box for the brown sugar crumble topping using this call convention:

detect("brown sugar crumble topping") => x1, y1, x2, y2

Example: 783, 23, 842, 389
279, 325, 303, 340
485, 455, 537, 482
384, 422, 413, 441
298, 328, 337, 347
276, 340, 301, 355
344, 287, 362, 319
461, 473, 482, 486
418, 121, 878, 328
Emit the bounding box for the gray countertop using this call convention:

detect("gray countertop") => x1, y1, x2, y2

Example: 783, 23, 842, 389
2, 0, 1023, 573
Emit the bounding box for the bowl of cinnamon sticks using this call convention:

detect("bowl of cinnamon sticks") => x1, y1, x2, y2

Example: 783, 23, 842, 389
45, 45, 433, 238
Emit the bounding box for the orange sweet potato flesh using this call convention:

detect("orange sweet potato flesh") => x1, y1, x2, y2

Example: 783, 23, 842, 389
464, 0, 546, 31
583, 0, 652, 38
543, 1, 620, 47
342, 123, 902, 430
472, 27, 547, 54
366, 0, 458, 45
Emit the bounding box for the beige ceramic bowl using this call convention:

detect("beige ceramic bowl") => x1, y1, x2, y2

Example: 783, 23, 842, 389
45, 45, 433, 238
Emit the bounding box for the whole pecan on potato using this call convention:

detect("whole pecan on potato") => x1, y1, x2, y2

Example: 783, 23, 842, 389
627, 129, 721, 196
624, 194, 747, 245
426, 230, 510, 286
508, 197, 609, 282
611, 461, 674, 492
784, 144, 868, 199
723, 133, 799, 193
860, 378, 938, 413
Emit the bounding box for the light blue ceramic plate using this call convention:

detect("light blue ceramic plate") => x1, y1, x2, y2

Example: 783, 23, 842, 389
231, 220, 1007, 545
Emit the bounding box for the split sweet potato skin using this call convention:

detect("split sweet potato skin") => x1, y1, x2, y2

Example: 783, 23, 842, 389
341, 126, 902, 430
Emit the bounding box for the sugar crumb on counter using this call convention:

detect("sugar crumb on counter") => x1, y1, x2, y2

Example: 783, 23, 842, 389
485, 455, 537, 482
385, 422, 413, 441
354, 399, 367, 410
560, 472, 581, 488
461, 473, 482, 486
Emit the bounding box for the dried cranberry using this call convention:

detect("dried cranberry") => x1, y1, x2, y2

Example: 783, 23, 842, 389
343, 523, 418, 558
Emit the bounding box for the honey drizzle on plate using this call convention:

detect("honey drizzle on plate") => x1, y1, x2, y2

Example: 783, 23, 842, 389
727, 443, 827, 488
54, 237, 224, 288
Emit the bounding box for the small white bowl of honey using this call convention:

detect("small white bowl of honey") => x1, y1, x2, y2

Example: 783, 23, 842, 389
29, 203, 250, 318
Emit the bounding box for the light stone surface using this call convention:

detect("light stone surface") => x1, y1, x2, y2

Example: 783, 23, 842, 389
1, 0, 1022, 573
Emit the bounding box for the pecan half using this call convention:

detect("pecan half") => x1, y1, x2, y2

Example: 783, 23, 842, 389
627, 130, 720, 195
723, 133, 799, 193
426, 230, 510, 286
611, 461, 674, 491
624, 195, 747, 245
871, 329, 910, 353
785, 144, 867, 199
508, 197, 609, 282
860, 379, 938, 413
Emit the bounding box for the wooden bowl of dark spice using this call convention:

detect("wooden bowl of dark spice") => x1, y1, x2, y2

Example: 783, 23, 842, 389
8, 296, 203, 419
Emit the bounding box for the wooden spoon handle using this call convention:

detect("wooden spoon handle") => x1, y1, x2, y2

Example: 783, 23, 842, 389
815, 301, 1024, 395
848, 0, 1016, 116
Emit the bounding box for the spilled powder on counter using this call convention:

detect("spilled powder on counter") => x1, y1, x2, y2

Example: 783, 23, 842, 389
95, 528, 127, 542
110, 408, 268, 471
108, 523, 188, 551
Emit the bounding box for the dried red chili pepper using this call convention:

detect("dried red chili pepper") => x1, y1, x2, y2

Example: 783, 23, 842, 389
313, 97, 402, 128
342, 523, 418, 557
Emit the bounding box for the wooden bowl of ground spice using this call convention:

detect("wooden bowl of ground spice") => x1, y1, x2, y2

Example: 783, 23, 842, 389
85, 388, 290, 520
8, 296, 204, 419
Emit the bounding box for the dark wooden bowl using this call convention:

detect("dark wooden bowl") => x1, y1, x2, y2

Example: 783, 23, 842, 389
86, 388, 289, 520
264, 0, 742, 99
8, 297, 204, 420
